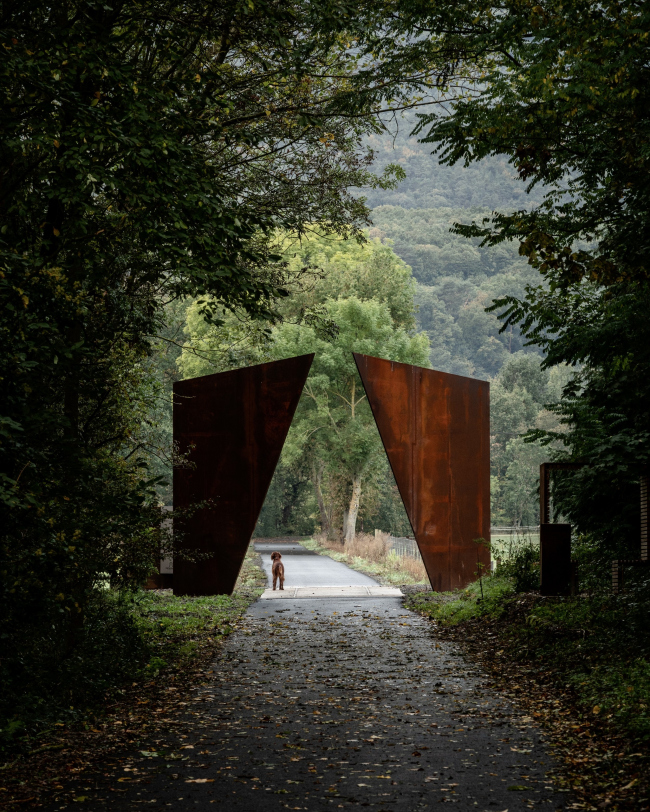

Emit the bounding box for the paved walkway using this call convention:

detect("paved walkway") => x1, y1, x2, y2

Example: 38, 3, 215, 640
65, 545, 566, 811
255, 541, 379, 589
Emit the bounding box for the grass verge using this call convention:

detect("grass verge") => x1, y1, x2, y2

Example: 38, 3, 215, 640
0, 544, 265, 809
407, 575, 650, 811
302, 534, 428, 585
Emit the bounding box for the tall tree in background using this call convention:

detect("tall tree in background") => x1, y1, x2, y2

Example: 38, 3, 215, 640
271, 297, 429, 542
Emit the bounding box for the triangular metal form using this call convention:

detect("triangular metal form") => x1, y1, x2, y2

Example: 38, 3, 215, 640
173, 355, 314, 596
353, 354, 490, 592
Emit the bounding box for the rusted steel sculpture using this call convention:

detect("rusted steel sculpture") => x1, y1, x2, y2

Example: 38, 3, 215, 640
353, 354, 490, 592
173, 355, 314, 596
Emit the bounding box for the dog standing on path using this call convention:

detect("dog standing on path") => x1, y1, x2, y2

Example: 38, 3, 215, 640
271, 551, 285, 591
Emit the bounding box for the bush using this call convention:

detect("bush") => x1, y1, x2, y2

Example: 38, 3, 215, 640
0, 589, 147, 749
498, 542, 540, 592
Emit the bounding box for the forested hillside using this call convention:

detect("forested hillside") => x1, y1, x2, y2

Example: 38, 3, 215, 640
364, 113, 547, 212
369, 206, 539, 379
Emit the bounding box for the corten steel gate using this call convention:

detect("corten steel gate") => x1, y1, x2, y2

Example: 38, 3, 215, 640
354, 354, 490, 592
173, 355, 314, 596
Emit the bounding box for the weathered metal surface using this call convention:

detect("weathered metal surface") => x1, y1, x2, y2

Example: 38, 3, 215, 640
641, 472, 648, 561
540, 523, 572, 596
173, 355, 314, 596
353, 354, 490, 592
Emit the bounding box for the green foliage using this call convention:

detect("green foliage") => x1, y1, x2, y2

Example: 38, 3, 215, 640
254, 466, 319, 538
363, 111, 547, 212
364, 206, 541, 379
498, 543, 540, 593
0, 590, 146, 746
284, 231, 418, 330
0, 1, 403, 744
380, 0, 650, 288
407, 575, 515, 624
512, 589, 650, 741
495, 282, 650, 563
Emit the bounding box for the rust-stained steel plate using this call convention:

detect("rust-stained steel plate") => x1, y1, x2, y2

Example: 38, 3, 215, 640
353, 354, 490, 592
173, 355, 314, 596
540, 523, 572, 596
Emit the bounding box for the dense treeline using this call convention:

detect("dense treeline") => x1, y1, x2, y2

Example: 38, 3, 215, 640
363, 114, 547, 212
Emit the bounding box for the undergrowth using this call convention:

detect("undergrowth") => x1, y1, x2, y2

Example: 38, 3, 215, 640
0, 544, 265, 753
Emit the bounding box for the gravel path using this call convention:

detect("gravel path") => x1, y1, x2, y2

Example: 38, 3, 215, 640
73, 594, 567, 811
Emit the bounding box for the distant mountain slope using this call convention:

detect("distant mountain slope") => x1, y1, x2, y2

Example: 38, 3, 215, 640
357, 112, 545, 380
363, 113, 546, 211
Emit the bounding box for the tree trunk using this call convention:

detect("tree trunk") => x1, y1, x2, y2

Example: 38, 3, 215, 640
312, 461, 330, 535
344, 474, 362, 545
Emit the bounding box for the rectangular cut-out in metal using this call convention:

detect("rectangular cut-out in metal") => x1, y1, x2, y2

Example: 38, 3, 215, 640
540, 523, 572, 596
353, 354, 490, 592
173, 355, 314, 596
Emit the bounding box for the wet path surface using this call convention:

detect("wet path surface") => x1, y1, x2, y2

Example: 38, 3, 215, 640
255, 541, 378, 588
75, 598, 567, 811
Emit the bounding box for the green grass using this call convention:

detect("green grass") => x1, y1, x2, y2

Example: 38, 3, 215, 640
132, 542, 265, 676
131, 591, 253, 675
407, 574, 515, 622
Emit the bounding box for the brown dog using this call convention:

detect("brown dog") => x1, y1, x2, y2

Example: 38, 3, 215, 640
270, 551, 285, 591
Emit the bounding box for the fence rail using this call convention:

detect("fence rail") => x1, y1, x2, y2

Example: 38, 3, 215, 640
380, 527, 542, 561
386, 536, 421, 560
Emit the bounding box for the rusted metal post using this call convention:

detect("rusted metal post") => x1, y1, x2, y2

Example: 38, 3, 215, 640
540, 523, 572, 596
539, 463, 551, 524
641, 471, 648, 562
173, 355, 313, 596
353, 354, 490, 592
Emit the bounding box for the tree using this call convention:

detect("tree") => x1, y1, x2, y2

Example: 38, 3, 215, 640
375, 0, 650, 288
0, 0, 410, 727
178, 233, 427, 539
501, 283, 650, 559
271, 297, 430, 541
359, 0, 650, 562
489, 353, 561, 526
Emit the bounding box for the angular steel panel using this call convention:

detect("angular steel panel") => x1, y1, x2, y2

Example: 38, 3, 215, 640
353, 354, 490, 592
173, 355, 313, 596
